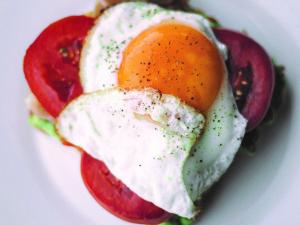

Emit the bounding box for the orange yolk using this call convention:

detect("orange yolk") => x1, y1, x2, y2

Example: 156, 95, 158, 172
118, 22, 225, 112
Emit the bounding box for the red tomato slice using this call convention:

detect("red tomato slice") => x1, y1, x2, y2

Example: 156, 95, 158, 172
24, 16, 94, 117
213, 28, 275, 131
81, 152, 171, 224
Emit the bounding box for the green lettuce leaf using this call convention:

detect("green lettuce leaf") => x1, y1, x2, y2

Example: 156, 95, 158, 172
28, 114, 60, 140
159, 215, 193, 225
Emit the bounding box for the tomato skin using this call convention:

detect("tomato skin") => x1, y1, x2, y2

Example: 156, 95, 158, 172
24, 16, 94, 117
81, 152, 171, 224
24, 16, 170, 223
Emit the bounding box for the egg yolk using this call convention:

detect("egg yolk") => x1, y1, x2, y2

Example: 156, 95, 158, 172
118, 22, 225, 112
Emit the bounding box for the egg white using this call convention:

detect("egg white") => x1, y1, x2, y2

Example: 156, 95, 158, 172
80, 2, 227, 92
57, 88, 206, 217
58, 2, 248, 218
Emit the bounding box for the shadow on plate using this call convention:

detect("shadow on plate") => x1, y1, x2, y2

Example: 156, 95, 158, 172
196, 83, 292, 224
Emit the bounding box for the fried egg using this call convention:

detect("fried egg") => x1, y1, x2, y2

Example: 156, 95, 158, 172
57, 88, 205, 217
57, 2, 247, 218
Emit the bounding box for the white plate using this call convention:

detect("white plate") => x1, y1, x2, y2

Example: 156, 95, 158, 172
0, 0, 299, 224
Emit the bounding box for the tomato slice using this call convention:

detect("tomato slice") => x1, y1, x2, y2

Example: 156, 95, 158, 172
214, 28, 275, 131
24, 16, 94, 117
81, 152, 171, 224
